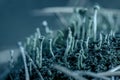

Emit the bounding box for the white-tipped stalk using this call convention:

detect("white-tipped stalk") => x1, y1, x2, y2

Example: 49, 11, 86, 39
18, 42, 30, 80
10, 50, 14, 68
93, 5, 100, 41
49, 38, 55, 58
36, 28, 41, 38
42, 20, 53, 34
64, 27, 73, 61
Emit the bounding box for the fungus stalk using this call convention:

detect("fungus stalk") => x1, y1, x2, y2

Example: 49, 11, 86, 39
81, 16, 86, 40
76, 40, 86, 69
86, 37, 89, 49
64, 27, 73, 62
32, 33, 38, 61
36, 36, 45, 68
93, 5, 100, 41
72, 21, 77, 37
76, 53, 83, 69
110, 30, 115, 37
33, 33, 37, 50
49, 38, 55, 58
18, 42, 30, 80
78, 8, 87, 40
10, 50, 14, 68
80, 40, 86, 59
26, 52, 44, 80
72, 8, 81, 38
26, 37, 30, 46
77, 50, 86, 69
71, 37, 75, 53
42, 20, 53, 35
36, 28, 41, 39
99, 33, 103, 48
53, 30, 64, 45
39, 37, 45, 67
29, 60, 32, 75
75, 39, 79, 49
87, 17, 93, 38
104, 34, 108, 43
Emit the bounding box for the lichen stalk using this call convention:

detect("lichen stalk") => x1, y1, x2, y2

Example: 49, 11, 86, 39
93, 5, 100, 41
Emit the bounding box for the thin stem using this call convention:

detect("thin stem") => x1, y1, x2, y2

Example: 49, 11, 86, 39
75, 39, 79, 49
87, 17, 92, 38
71, 37, 75, 52
10, 50, 14, 68
64, 27, 72, 62
99, 33, 103, 48
81, 17, 86, 40
86, 37, 89, 49
36, 36, 45, 68
42, 20, 53, 34
36, 28, 41, 38
18, 42, 30, 80
26, 51, 44, 80
93, 5, 100, 41
49, 38, 55, 58
53, 30, 64, 45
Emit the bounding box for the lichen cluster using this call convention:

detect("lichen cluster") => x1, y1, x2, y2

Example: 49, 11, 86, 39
7, 5, 120, 80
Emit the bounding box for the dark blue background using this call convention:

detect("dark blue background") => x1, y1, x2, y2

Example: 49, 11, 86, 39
0, 0, 120, 50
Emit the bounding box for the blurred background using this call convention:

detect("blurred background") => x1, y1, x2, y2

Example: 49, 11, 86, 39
0, 0, 120, 50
